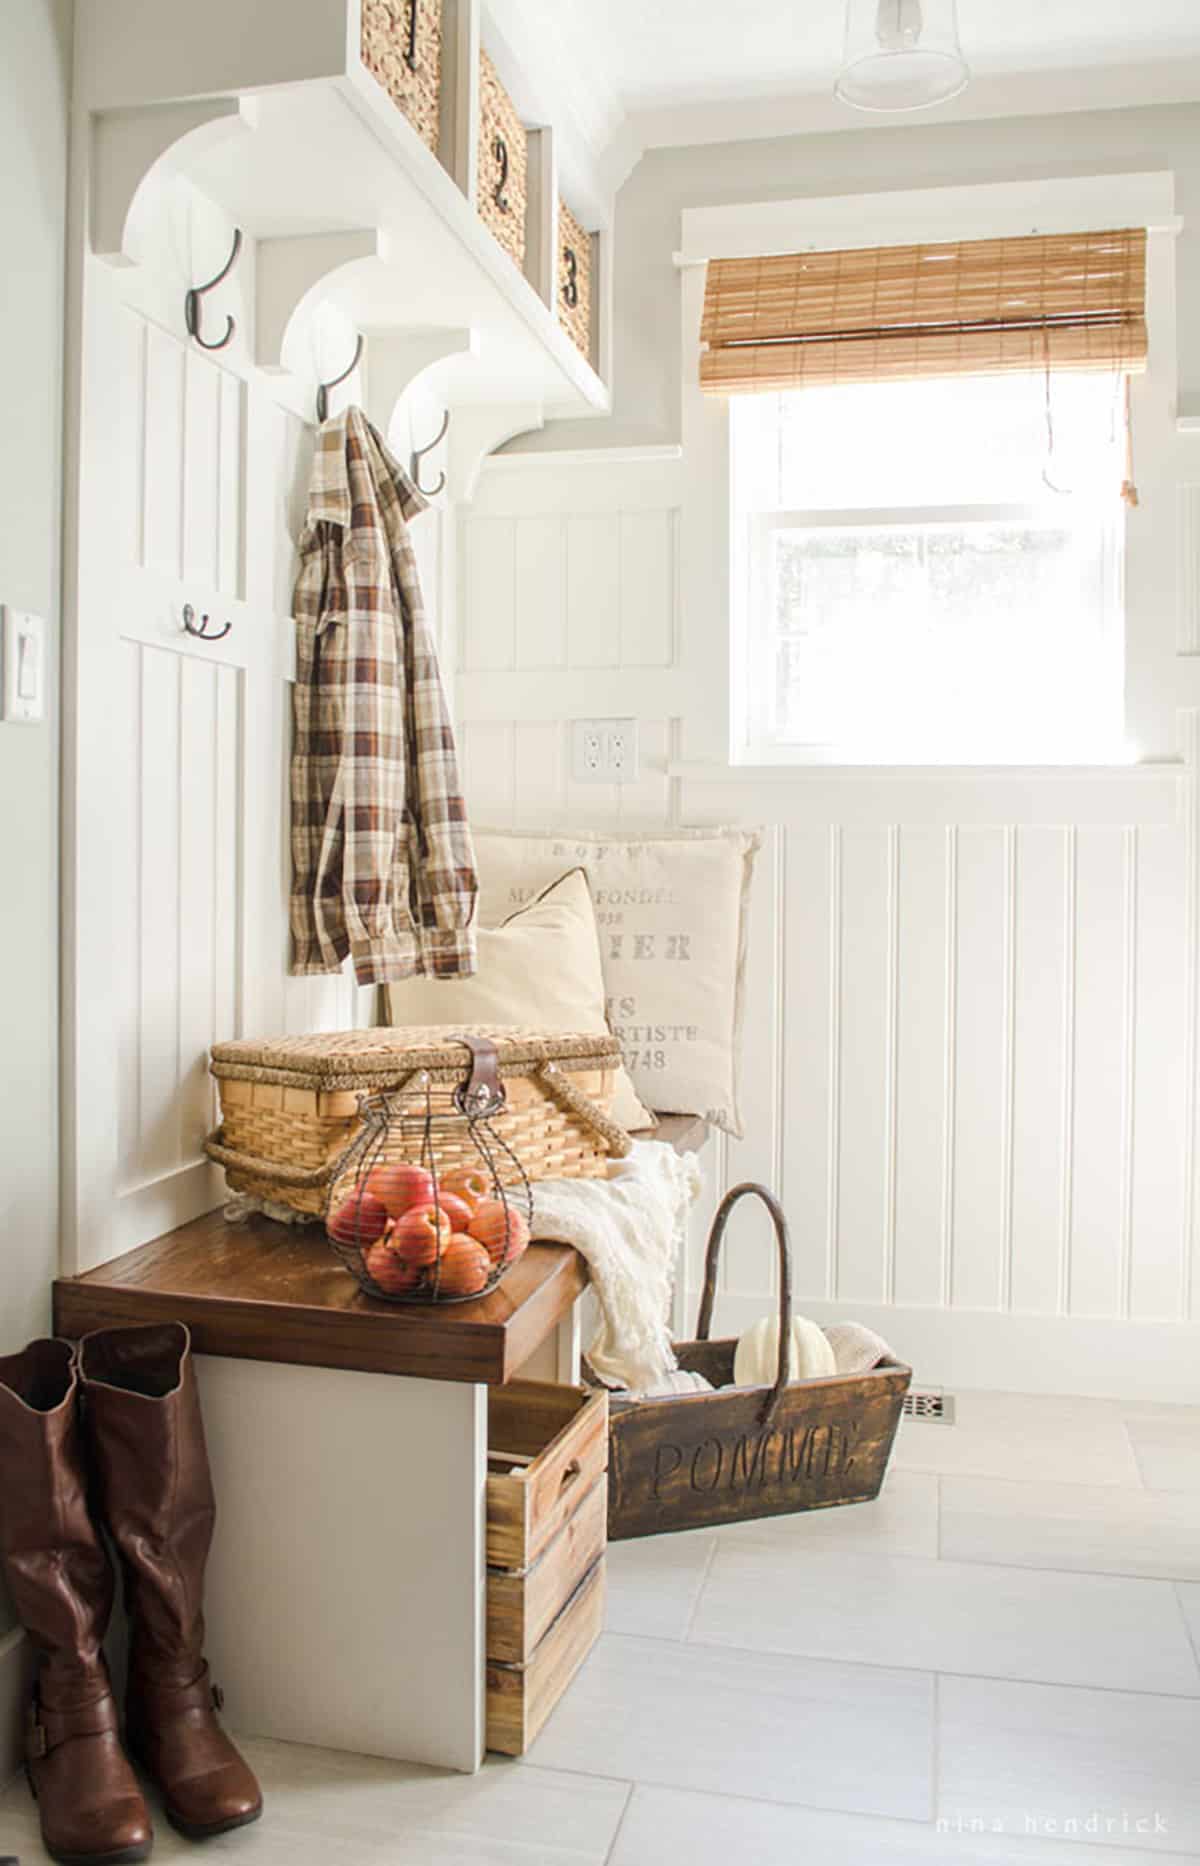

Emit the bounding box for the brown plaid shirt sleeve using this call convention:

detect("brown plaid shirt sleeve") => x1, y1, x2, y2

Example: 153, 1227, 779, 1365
290, 408, 478, 986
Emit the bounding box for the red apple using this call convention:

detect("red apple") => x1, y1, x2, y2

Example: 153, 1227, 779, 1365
439, 1166, 490, 1211
435, 1191, 474, 1232
366, 1162, 435, 1218
327, 1190, 390, 1247
389, 1202, 452, 1269
467, 1198, 531, 1268
433, 1236, 491, 1298
362, 1239, 424, 1297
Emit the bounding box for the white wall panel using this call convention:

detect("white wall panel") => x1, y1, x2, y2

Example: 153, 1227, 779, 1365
1130, 821, 1187, 1319
565, 516, 620, 670
892, 827, 949, 1310
780, 829, 835, 1304
1008, 827, 1070, 1317
950, 829, 1009, 1311
619, 511, 674, 668
514, 517, 566, 669
834, 828, 892, 1304
1069, 827, 1130, 1318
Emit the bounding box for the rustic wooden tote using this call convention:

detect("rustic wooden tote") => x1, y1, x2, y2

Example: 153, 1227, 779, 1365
606, 1183, 911, 1542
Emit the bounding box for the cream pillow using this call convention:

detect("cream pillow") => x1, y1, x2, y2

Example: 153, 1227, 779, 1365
386, 867, 655, 1133
473, 827, 762, 1138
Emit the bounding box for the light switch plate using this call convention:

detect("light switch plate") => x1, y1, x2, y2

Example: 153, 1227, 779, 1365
570, 718, 640, 784
2, 606, 47, 724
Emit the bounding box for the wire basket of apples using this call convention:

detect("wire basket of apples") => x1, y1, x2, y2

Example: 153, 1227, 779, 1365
323, 1090, 533, 1303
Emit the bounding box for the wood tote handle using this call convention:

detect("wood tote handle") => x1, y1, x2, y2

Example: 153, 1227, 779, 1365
695, 1183, 794, 1427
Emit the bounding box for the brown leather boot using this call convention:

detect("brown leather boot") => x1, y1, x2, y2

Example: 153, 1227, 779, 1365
79, 1323, 262, 1841
0, 1338, 152, 1866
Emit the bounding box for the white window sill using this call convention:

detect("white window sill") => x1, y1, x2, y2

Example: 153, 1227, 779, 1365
664, 760, 1185, 828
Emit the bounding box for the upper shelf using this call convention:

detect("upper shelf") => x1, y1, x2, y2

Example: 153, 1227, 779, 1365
80, 0, 610, 423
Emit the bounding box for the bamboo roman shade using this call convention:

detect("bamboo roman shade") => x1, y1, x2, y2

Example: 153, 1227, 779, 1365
699, 227, 1148, 394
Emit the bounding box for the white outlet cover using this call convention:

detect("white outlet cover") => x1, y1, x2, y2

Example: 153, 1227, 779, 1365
2, 606, 47, 724
570, 717, 640, 784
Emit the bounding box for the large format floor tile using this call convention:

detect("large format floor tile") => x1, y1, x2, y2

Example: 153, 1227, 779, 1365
939, 1474, 1200, 1579
687, 1543, 1200, 1694
1178, 1583, 1200, 1661
724, 1469, 940, 1560
938, 1675, 1200, 1854
891, 1393, 1142, 1487
605, 1526, 717, 1639
0, 1743, 629, 1866
1127, 1416, 1200, 1491
523, 1632, 934, 1821
610, 1784, 1200, 1866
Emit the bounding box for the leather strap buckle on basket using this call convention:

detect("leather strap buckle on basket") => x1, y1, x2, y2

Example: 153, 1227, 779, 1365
450, 1033, 507, 1121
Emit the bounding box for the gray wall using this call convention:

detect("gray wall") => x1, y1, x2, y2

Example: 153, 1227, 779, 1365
0, 5, 70, 1355
517, 100, 1200, 450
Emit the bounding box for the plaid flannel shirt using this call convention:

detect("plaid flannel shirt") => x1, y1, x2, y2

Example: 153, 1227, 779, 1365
290, 408, 478, 986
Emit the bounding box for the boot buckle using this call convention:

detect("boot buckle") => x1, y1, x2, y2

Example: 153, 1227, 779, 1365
211, 1682, 225, 1712
27, 1720, 47, 1760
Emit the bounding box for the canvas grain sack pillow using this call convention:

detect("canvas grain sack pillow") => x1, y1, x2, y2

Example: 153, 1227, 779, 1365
473, 828, 762, 1137
386, 866, 656, 1133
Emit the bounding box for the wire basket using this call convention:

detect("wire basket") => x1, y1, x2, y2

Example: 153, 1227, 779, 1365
325, 1074, 535, 1305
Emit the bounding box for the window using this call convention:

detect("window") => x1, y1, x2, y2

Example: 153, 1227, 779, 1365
732, 371, 1128, 764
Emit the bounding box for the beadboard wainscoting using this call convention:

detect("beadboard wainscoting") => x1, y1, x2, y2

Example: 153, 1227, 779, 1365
458, 450, 1200, 1400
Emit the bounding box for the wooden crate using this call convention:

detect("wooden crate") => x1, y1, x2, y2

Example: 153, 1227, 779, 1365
486, 1380, 608, 1569
487, 1474, 607, 1665
558, 198, 593, 363
485, 1380, 608, 1754
360, 0, 442, 154
486, 1559, 605, 1756
477, 50, 527, 272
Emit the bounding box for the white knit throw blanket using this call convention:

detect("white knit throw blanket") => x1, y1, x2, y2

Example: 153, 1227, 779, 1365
530, 1140, 703, 1394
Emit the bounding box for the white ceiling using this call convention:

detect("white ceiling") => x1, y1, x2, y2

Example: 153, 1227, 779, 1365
535, 0, 1200, 150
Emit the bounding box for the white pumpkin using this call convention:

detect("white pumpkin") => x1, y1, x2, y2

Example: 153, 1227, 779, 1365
733, 1313, 837, 1387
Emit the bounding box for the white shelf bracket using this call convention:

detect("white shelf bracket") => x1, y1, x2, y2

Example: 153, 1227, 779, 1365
90, 97, 256, 266
255, 229, 387, 373
448, 404, 546, 503
364, 328, 479, 436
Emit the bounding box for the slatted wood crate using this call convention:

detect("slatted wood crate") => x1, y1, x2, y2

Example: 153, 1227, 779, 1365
486, 1381, 608, 1754
477, 51, 527, 272
360, 0, 443, 154
558, 198, 593, 363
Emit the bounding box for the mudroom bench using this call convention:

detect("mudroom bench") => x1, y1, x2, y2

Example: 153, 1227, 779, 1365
51, 1117, 708, 1772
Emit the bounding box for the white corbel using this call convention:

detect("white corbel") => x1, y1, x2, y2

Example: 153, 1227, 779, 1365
90, 97, 256, 266
447, 404, 546, 503
255, 229, 387, 374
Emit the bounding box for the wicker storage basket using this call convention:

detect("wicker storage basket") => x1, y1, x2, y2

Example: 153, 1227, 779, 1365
558, 199, 593, 362
605, 1185, 911, 1541
477, 51, 527, 271
205, 1027, 628, 1220
360, 0, 443, 154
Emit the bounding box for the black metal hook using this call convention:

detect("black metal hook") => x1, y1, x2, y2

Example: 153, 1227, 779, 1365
316, 333, 364, 423
411, 408, 450, 498
184, 229, 242, 352
182, 603, 232, 643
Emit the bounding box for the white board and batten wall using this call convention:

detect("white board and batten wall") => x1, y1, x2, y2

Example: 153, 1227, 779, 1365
458, 174, 1200, 1402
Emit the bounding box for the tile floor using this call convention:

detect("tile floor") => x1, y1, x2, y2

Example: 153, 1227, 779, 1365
3, 1390, 1200, 1863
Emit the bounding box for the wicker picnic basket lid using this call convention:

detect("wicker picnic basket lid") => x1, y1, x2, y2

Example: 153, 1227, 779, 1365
208, 1025, 622, 1093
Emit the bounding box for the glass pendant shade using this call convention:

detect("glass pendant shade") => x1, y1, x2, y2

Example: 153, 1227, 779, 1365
835, 0, 969, 111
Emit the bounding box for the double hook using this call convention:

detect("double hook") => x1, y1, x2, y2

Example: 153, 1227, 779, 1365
182, 603, 232, 643
412, 408, 451, 498
185, 229, 243, 352
316, 333, 364, 424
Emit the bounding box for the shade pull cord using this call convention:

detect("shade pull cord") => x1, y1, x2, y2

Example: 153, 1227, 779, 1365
1121, 375, 1140, 508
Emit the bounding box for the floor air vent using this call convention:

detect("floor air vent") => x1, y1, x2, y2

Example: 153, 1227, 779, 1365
901, 1389, 956, 1424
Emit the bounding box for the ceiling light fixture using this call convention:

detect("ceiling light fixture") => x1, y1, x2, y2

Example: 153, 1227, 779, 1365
835, 0, 970, 112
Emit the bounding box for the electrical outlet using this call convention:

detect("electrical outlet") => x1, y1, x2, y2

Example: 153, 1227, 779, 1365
570, 718, 640, 784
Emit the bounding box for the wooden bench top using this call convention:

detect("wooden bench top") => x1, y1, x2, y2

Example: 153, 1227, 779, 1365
52, 1116, 709, 1386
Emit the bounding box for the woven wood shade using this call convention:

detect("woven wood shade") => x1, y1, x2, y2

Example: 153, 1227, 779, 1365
700, 228, 1148, 394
